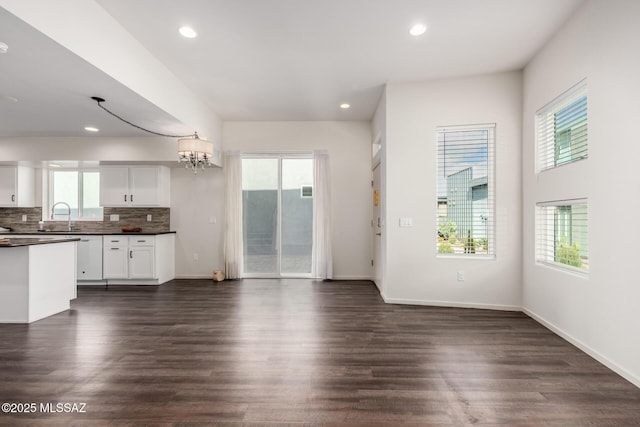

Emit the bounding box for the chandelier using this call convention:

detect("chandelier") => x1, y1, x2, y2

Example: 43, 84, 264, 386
91, 96, 213, 174
178, 132, 213, 173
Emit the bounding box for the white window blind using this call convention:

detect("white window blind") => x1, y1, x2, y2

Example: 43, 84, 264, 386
536, 200, 588, 273
436, 124, 495, 257
536, 80, 587, 172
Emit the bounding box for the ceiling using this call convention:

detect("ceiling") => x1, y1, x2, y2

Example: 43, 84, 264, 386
0, 0, 583, 137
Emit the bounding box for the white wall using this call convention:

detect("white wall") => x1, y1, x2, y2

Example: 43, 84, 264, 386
223, 121, 372, 280
383, 71, 523, 310
522, 0, 640, 387
0, 136, 177, 161
171, 167, 225, 278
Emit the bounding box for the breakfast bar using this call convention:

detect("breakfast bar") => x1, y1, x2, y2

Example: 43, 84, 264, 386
0, 237, 78, 323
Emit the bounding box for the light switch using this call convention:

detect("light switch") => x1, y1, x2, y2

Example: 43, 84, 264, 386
399, 217, 414, 227
209, 216, 217, 224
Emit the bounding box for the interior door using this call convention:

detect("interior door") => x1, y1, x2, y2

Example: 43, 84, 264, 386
372, 163, 382, 288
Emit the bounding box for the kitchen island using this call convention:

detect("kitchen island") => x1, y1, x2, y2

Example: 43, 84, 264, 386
0, 237, 78, 323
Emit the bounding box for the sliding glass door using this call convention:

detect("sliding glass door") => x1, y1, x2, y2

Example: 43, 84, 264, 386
242, 156, 313, 277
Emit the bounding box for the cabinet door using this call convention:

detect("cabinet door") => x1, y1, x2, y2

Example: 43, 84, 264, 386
129, 246, 155, 279
0, 167, 17, 206
100, 167, 129, 207
103, 246, 128, 278
77, 237, 103, 280
129, 167, 160, 206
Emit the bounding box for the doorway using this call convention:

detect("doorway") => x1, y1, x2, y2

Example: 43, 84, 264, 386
242, 156, 314, 277
372, 162, 382, 288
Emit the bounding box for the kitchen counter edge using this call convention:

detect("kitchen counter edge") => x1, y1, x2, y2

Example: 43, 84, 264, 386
0, 237, 81, 247
4, 231, 177, 236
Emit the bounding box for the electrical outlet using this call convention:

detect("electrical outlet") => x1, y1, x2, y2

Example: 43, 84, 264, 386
21, 214, 27, 222
110, 214, 119, 221
457, 271, 465, 282
209, 216, 217, 224
147, 214, 152, 222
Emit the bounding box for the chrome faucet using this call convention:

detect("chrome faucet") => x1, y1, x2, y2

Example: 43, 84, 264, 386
51, 201, 73, 231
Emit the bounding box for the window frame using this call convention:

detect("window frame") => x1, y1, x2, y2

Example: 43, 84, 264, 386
47, 168, 103, 221
435, 123, 496, 259
535, 199, 589, 276
536, 79, 588, 173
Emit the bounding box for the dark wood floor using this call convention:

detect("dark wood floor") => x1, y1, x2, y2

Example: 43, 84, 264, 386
0, 279, 639, 426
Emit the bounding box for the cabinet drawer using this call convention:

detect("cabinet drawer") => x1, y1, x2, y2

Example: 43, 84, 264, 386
104, 237, 127, 247
129, 236, 155, 247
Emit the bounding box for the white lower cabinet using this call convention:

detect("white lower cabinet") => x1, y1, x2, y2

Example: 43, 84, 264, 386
101, 234, 174, 284
103, 236, 154, 280
103, 237, 129, 279
77, 236, 103, 280
6, 233, 174, 285
128, 238, 155, 279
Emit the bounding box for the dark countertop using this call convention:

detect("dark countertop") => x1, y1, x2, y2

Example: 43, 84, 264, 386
4, 231, 177, 236
0, 237, 81, 247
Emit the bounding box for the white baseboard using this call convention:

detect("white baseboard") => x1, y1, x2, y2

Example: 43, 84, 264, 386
104, 280, 160, 285
523, 307, 640, 388
77, 280, 106, 286
382, 295, 521, 312
173, 275, 374, 281
331, 275, 372, 281
174, 274, 213, 279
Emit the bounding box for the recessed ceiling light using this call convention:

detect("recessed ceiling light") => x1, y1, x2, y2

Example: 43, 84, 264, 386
49, 163, 61, 168
409, 23, 427, 36
84, 126, 99, 132
340, 103, 351, 109
179, 26, 197, 38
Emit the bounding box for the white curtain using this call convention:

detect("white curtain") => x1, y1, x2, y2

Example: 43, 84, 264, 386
311, 149, 333, 279
224, 151, 244, 279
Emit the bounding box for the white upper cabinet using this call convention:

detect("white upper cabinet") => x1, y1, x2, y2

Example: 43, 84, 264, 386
100, 166, 170, 207
100, 167, 129, 207
0, 166, 35, 207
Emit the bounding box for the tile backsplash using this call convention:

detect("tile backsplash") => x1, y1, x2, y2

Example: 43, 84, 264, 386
0, 207, 170, 233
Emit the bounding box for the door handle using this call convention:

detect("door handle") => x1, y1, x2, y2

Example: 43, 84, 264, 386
11, 194, 15, 202
376, 232, 381, 236
130, 194, 133, 202
124, 194, 127, 202
129, 250, 133, 259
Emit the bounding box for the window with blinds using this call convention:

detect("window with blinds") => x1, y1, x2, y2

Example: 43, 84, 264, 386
536, 200, 588, 273
536, 80, 587, 172
436, 124, 495, 257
